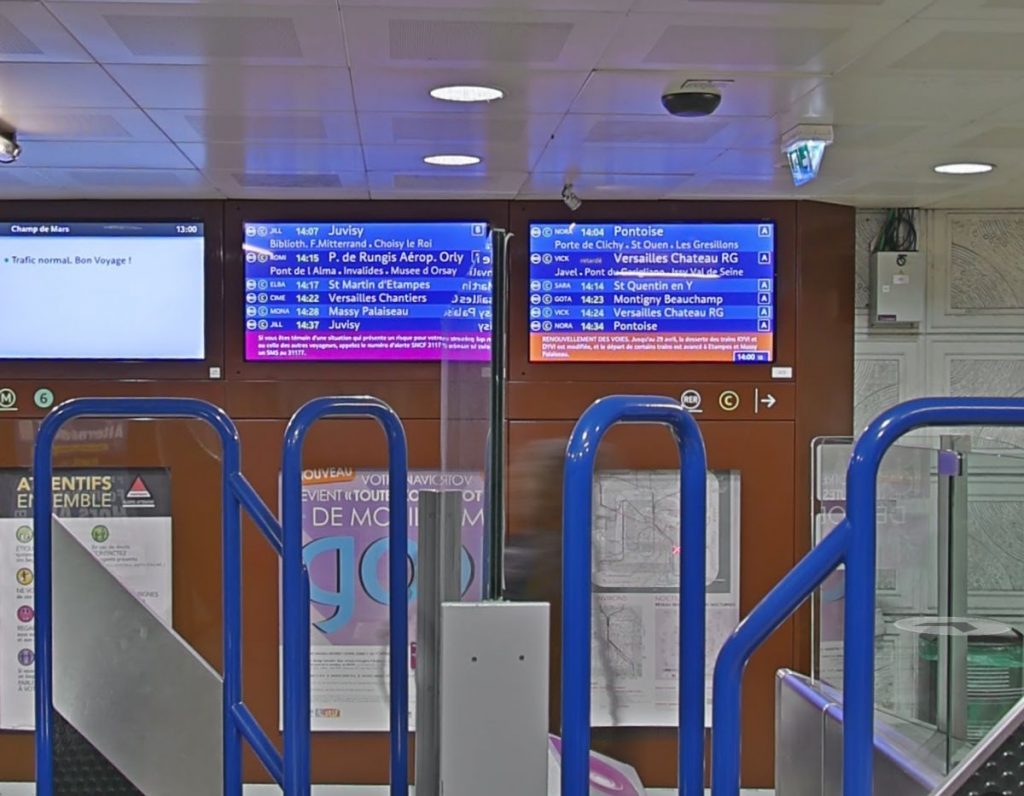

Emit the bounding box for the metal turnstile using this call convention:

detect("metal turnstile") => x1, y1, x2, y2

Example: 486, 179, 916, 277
34, 395, 411, 796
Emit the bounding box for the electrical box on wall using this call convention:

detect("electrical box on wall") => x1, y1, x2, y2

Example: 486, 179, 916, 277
870, 251, 925, 327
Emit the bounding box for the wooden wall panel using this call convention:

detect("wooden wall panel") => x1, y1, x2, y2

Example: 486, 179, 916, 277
0, 199, 854, 788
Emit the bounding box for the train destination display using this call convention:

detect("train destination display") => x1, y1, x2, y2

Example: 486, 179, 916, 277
528, 222, 775, 363
243, 222, 492, 362
0, 222, 205, 360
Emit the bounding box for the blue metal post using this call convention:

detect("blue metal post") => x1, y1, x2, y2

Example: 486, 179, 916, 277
32, 397, 286, 796
562, 395, 707, 796
282, 396, 411, 796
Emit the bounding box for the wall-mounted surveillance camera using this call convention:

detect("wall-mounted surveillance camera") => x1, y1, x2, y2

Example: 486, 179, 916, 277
561, 182, 582, 211
661, 80, 727, 118
0, 129, 21, 164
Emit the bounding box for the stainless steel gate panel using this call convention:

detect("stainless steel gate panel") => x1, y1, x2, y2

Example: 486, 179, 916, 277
776, 670, 942, 796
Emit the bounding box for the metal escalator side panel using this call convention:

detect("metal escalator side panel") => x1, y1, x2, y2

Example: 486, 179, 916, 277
52, 517, 223, 796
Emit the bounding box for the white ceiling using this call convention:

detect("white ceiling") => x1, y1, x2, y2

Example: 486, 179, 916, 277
1, 0, 1024, 205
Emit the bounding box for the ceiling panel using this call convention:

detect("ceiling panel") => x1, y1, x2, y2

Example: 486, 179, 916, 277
342, 6, 622, 70
570, 70, 823, 117
3, 108, 170, 142
550, 113, 780, 149
831, 122, 929, 148
633, 0, 933, 17
776, 74, 1024, 125
147, 110, 360, 143
0, 167, 218, 198
896, 31, 1024, 72
107, 64, 354, 110
52, 0, 337, 4
517, 171, 692, 198
921, 0, 1024, 19
7, 141, 193, 169
0, 0, 1013, 206
599, 11, 898, 72
367, 169, 527, 199
823, 179, 969, 206
0, 63, 135, 109
341, 0, 631, 9
46, 2, 346, 65
840, 17, 1024, 76
666, 172, 851, 200
357, 111, 561, 152
362, 144, 537, 172
205, 169, 370, 199
532, 143, 726, 175
698, 148, 788, 178
178, 141, 366, 172
0, 1, 92, 62
350, 67, 589, 114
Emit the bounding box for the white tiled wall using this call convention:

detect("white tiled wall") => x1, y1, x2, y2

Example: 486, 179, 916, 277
854, 209, 1024, 450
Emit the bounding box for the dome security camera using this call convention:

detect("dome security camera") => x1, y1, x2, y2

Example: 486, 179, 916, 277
661, 80, 723, 118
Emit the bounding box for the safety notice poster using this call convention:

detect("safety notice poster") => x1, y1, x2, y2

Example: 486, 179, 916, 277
590, 470, 741, 727
0, 468, 173, 730
284, 468, 484, 732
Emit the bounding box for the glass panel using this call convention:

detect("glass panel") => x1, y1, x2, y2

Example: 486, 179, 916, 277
961, 447, 1024, 760
439, 225, 500, 596
812, 436, 956, 770
812, 437, 1024, 774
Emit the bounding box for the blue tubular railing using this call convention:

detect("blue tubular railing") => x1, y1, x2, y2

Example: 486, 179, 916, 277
281, 396, 410, 796
562, 396, 708, 796
33, 398, 289, 796
711, 397, 1024, 796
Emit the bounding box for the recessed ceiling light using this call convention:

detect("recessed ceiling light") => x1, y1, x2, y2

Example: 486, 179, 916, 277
933, 162, 994, 175
424, 154, 481, 166
430, 85, 504, 103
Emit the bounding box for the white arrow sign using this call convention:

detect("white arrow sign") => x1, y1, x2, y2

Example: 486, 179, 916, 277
760, 394, 776, 409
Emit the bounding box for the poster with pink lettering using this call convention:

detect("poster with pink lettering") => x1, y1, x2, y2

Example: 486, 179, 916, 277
279, 468, 484, 731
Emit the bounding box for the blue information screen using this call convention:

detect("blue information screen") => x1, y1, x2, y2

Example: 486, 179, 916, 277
243, 222, 492, 361
528, 222, 775, 363
0, 221, 205, 360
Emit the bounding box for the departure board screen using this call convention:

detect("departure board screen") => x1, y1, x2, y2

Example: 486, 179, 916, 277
0, 221, 205, 360
528, 222, 775, 363
243, 222, 492, 361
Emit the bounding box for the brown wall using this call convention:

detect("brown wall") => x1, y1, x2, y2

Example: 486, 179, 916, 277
0, 199, 853, 787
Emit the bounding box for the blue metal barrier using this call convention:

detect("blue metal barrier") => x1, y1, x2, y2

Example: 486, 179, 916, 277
282, 396, 410, 796
561, 395, 708, 796
33, 398, 290, 796
711, 397, 1024, 796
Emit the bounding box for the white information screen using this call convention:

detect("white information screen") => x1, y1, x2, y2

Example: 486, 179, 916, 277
0, 221, 205, 360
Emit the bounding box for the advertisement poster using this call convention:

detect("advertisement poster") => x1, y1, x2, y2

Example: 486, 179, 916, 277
0, 468, 172, 730
285, 468, 484, 731
590, 470, 741, 727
